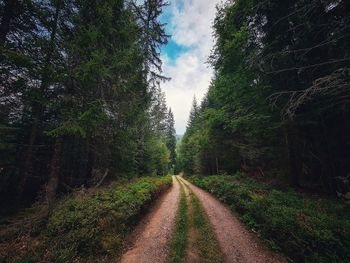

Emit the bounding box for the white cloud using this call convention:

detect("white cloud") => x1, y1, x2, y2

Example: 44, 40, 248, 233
161, 0, 222, 134
161, 54, 211, 133
170, 0, 218, 56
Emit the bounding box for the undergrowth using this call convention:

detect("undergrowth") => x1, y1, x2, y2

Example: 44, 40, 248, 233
0, 176, 172, 263
188, 174, 350, 263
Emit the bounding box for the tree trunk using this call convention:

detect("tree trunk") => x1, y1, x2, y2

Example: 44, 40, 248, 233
319, 114, 336, 192
0, 0, 19, 44
46, 137, 63, 203
284, 122, 300, 187
18, 117, 39, 197
86, 138, 95, 185
215, 156, 219, 175
19, 5, 61, 197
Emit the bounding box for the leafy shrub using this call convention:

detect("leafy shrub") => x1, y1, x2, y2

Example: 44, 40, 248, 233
1, 176, 172, 263
189, 175, 350, 262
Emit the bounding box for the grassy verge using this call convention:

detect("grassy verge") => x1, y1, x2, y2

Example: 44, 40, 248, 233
0, 176, 172, 263
188, 174, 350, 262
168, 177, 188, 263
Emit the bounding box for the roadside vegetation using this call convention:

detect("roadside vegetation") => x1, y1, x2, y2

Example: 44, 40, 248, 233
188, 174, 350, 262
0, 176, 172, 263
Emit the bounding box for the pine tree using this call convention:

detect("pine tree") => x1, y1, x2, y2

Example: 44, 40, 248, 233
0, 0, 170, 208
177, 0, 350, 193
150, 89, 168, 136
165, 108, 177, 169
186, 96, 199, 132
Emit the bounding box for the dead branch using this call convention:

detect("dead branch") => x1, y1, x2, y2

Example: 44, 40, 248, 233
268, 68, 350, 118
95, 168, 109, 188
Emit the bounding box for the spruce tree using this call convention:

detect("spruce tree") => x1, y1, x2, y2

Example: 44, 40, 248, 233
186, 96, 199, 132
165, 108, 177, 169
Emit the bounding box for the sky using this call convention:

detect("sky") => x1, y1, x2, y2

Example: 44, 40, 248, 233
160, 0, 222, 135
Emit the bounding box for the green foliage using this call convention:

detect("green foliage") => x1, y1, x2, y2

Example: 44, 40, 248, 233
189, 175, 350, 262
0, 0, 171, 209
1, 176, 172, 262
178, 0, 350, 194
165, 108, 177, 169
144, 136, 170, 175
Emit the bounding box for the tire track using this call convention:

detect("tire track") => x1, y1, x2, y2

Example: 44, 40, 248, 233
181, 177, 285, 263
177, 177, 224, 263
120, 176, 181, 263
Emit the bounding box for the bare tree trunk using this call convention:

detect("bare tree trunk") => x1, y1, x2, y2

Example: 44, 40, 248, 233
319, 114, 336, 192
19, 5, 61, 197
0, 0, 19, 44
46, 137, 63, 203
86, 138, 95, 185
215, 156, 219, 175
284, 122, 300, 187
18, 117, 39, 196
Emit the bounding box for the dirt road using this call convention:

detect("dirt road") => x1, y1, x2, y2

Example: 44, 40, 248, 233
120, 176, 284, 263
120, 176, 181, 263
179, 177, 284, 263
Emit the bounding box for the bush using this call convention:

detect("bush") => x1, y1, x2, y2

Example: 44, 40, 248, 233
189, 175, 350, 262
0, 176, 172, 263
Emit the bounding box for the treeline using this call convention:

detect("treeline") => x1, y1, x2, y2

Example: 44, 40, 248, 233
177, 0, 350, 194
0, 0, 176, 212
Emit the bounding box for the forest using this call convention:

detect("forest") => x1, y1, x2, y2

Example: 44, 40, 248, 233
177, 0, 350, 195
0, 0, 176, 213
1, 0, 350, 262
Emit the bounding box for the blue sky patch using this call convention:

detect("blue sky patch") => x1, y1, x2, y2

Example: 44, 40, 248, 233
160, 1, 190, 64
158, 0, 216, 134
162, 40, 190, 63
174, 0, 185, 12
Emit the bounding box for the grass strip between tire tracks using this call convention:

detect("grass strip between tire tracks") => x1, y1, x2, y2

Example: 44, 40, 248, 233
170, 177, 223, 263
189, 190, 223, 262
168, 177, 189, 263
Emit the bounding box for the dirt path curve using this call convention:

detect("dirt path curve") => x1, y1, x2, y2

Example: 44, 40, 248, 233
120, 176, 180, 263
179, 177, 285, 263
